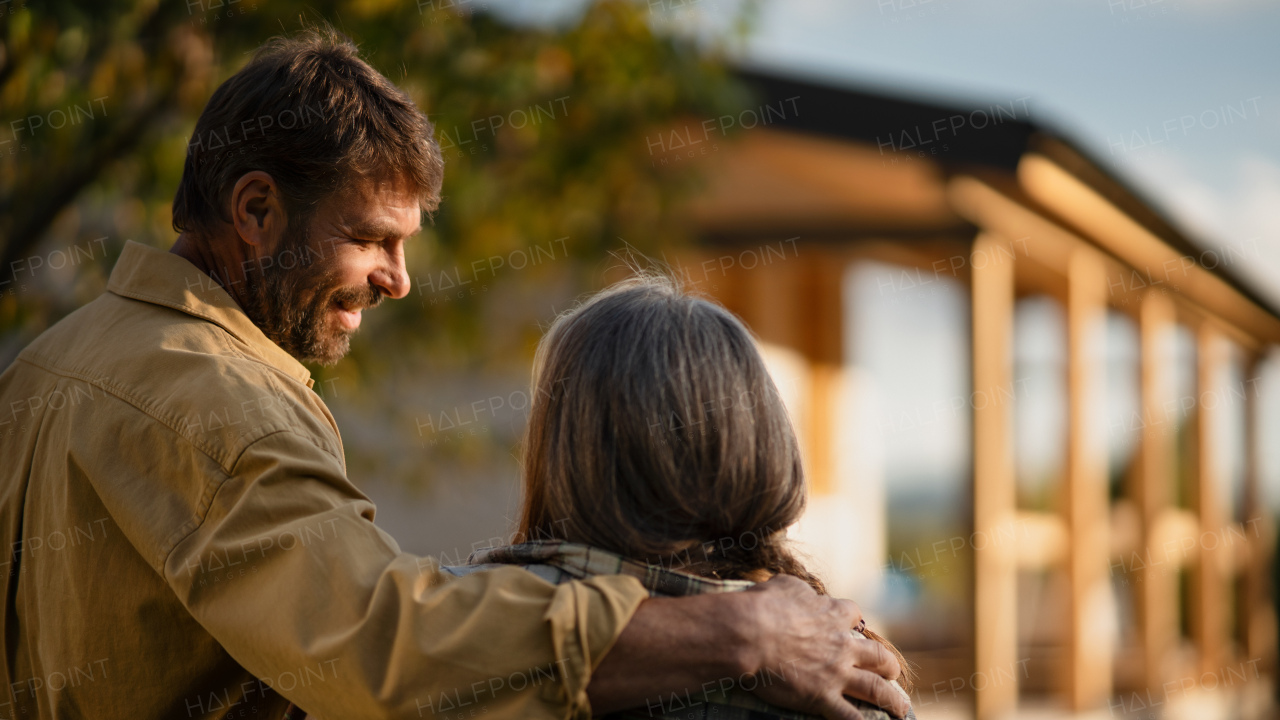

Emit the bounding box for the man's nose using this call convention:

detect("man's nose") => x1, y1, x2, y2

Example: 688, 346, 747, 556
372, 246, 411, 299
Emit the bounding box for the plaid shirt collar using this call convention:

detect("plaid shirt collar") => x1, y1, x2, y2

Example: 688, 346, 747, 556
467, 540, 754, 597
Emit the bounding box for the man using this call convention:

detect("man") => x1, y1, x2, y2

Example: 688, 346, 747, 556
0, 29, 909, 720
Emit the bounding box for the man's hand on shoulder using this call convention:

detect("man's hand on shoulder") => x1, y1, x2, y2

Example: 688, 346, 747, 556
730, 575, 910, 720
587, 575, 911, 720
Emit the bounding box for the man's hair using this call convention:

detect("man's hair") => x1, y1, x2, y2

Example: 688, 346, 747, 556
172, 27, 443, 238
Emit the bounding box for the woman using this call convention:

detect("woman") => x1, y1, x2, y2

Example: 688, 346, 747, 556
445, 273, 915, 720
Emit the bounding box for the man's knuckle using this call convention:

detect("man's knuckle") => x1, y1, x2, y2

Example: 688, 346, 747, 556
834, 597, 860, 618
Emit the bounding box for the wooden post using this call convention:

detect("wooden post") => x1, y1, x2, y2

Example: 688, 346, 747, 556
740, 247, 803, 350
801, 249, 845, 497
806, 363, 838, 497
1135, 291, 1178, 693
972, 233, 1018, 719
1192, 324, 1226, 677
1065, 249, 1111, 709
1242, 354, 1278, 671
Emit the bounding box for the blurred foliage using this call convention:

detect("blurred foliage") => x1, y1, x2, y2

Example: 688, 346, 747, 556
0, 0, 756, 487
0, 0, 752, 374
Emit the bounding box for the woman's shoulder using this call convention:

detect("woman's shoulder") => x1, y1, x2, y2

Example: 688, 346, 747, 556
444, 543, 915, 720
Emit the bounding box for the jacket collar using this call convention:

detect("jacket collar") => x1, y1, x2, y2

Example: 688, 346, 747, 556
106, 240, 315, 388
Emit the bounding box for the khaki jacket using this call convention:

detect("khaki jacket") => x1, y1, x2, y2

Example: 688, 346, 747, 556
0, 241, 648, 719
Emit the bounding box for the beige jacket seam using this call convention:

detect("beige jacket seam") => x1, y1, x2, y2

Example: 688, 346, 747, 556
159, 427, 339, 584
14, 355, 233, 572
15, 354, 231, 469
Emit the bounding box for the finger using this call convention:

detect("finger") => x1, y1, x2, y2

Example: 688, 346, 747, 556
847, 635, 900, 681
814, 693, 866, 720
842, 670, 911, 719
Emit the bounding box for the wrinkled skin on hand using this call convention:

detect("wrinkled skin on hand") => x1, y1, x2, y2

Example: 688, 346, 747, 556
740, 575, 911, 720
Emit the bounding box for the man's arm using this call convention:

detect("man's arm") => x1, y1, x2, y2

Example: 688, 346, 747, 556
152, 427, 901, 720
588, 575, 910, 720
159, 430, 651, 720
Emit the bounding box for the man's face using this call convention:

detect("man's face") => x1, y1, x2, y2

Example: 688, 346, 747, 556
244, 175, 420, 366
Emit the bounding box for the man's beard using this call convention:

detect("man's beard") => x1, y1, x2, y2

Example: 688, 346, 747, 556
241, 224, 383, 367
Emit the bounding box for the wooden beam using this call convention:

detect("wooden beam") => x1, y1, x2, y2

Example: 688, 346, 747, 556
947, 175, 1266, 352
972, 232, 1019, 720
1013, 510, 1068, 570
1065, 248, 1112, 709
1018, 155, 1280, 345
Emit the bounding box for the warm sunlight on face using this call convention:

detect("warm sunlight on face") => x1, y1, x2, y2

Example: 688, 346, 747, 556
252, 175, 422, 366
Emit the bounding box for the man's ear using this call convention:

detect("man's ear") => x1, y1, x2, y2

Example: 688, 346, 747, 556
230, 171, 286, 250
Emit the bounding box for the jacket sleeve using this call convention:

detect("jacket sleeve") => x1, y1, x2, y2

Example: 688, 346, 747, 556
162, 428, 649, 720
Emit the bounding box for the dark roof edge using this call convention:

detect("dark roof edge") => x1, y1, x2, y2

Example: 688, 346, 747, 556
734, 67, 1037, 172
730, 65, 1280, 322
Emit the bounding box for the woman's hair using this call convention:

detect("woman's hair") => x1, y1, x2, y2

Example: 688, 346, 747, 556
517, 272, 911, 689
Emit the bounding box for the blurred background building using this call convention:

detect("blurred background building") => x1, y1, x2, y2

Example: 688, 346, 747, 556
3, 1, 1279, 718
665, 68, 1280, 719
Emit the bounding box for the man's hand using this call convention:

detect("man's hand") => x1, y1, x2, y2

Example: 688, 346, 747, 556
586, 575, 910, 720
739, 575, 909, 720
